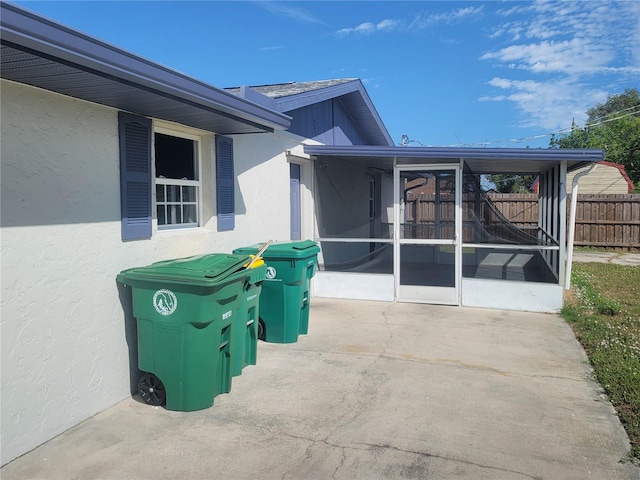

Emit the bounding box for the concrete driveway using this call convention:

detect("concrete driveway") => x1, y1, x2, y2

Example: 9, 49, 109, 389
2, 299, 638, 479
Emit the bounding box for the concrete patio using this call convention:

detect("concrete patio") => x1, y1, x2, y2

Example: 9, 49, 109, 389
2, 298, 638, 479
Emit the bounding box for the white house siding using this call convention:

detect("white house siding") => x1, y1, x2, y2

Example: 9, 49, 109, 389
0, 80, 304, 465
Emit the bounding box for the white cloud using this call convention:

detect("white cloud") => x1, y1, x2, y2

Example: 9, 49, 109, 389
481, 38, 618, 75
336, 19, 400, 36
258, 1, 326, 25
481, 77, 610, 130
487, 77, 515, 90
496, 5, 530, 17
408, 5, 484, 30
259, 46, 285, 52
480, 0, 640, 131
479, 95, 507, 102
489, 21, 527, 41
336, 5, 483, 37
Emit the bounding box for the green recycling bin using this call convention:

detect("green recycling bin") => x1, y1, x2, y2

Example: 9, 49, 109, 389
234, 240, 320, 344
231, 259, 266, 377
117, 253, 251, 412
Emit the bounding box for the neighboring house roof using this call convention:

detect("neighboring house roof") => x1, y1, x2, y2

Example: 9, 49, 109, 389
0, 2, 291, 135
227, 79, 394, 146
532, 161, 635, 194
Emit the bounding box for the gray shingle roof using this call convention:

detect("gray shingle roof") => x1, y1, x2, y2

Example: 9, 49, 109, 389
226, 78, 358, 99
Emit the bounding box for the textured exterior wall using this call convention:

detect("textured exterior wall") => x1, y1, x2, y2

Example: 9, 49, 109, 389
0, 80, 305, 465
226, 131, 316, 247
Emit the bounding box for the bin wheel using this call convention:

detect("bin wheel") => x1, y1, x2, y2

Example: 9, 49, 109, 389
137, 373, 166, 406
258, 318, 266, 341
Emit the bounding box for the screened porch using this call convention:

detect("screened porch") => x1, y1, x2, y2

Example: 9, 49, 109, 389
304, 145, 603, 312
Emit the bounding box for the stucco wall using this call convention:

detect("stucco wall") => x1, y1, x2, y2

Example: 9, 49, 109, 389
0, 80, 309, 465
229, 131, 315, 246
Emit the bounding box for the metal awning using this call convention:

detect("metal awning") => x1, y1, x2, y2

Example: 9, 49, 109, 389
1, 3, 291, 135
303, 145, 605, 174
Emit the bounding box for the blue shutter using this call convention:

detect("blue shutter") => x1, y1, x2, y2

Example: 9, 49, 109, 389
216, 135, 234, 231
119, 112, 152, 241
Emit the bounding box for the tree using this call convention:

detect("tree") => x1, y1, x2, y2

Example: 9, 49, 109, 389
550, 88, 640, 188
487, 174, 537, 193
586, 88, 640, 124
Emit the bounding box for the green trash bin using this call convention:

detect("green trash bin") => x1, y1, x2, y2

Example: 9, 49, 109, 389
117, 253, 251, 412
234, 240, 320, 344
231, 259, 266, 377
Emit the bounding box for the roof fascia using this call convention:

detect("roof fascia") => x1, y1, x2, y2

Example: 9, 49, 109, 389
274, 80, 363, 112
304, 145, 605, 162
349, 79, 394, 146
0, 2, 291, 131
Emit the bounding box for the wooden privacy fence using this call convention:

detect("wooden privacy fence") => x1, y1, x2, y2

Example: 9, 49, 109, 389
405, 193, 640, 250
570, 194, 640, 250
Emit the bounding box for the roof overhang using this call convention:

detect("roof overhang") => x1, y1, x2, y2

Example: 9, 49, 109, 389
0, 2, 291, 135
304, 145, 605, 174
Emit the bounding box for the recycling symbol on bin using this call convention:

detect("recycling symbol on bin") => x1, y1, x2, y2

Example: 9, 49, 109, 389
265, 266, 277, 279
153, 289, 178, 316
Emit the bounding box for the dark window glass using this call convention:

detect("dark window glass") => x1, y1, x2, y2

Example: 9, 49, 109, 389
155, 133, 195, 179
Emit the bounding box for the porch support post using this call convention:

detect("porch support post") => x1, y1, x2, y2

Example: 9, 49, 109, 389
393, 157, 400, 301
538, 173, 545, 240
456, 159, 463, 305
552, 164, 559, 277
435, 173, 441, 237
558, 161, 567, 287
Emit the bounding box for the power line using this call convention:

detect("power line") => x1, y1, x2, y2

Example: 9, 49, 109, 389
401, 104, 640, 148
582, 105, 640, 129
586, 103, 640, 121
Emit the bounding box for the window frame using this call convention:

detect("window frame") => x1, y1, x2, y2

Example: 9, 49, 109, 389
153, 126, 203, 231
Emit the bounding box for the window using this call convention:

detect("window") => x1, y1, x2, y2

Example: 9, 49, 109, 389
119, 114, 233, 240
154, 131, 200, 229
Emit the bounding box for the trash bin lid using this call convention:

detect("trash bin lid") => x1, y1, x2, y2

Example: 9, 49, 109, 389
235, 240, 320, 259
119, 254, 252, 285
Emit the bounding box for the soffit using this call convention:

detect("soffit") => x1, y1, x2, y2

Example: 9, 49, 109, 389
1, 3, 291, 135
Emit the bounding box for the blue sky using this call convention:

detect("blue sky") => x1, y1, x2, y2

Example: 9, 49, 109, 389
15, 0, 640, 148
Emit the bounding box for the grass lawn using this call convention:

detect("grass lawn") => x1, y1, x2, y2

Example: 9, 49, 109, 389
563, 263, 640, 463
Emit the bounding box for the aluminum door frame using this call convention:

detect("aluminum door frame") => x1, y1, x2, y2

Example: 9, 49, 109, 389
393, 163, 462, 305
